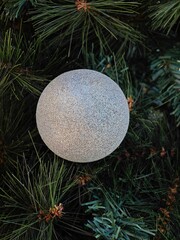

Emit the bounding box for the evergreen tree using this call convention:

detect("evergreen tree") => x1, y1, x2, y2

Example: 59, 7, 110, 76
0, 1, 179, 240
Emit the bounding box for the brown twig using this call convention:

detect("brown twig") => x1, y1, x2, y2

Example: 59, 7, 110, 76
75, 0, 90, 12
38, 203, 64, 223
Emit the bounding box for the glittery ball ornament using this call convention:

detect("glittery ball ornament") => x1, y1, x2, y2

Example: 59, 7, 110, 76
36, 69, 129, 163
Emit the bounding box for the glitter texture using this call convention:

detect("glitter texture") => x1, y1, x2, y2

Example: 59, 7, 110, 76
36, 69, 129, 162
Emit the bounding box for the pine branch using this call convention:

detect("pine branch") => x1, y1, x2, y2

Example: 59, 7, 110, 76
82, 51, 130, 92
0, 29, 47, 98
150, 46, 180, 126
82, 138, 179, 240
0, 154, 91, 239
0, 93, 38, 167
149, 0, 180, 34
83, 186, 156, 240
0, 0, 36, 19
30, 0, 143, 55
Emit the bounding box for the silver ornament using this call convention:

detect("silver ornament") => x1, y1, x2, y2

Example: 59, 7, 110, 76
36, 69, 129, 162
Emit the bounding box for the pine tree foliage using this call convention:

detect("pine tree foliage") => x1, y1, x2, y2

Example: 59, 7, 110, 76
0, 155, 90, 240
83, 186, 156, 240
0, 93, 37, 167
0, 1, 179, 240
83, 51, 130, 92
149, 0, 180, 34
0, 29, 46, 98
1, 0, 36, 20
150, 46, 180, 126
83, 130, 179, 240
30, 0, 142, 54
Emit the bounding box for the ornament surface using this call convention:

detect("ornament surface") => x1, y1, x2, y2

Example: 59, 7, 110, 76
36, 69, 129, 162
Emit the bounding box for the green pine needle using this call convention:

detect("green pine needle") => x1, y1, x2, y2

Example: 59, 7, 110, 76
0, 153, 91, 239
31, 0, 143, 55
149, 0, 180, 34
0, 29, 47, 98
150, 47, 180, 126
1, 0, 36, 19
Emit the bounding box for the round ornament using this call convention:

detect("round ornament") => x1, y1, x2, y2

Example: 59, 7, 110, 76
36, 69, 129, 163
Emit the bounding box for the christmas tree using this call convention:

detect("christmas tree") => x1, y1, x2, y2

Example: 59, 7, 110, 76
0, 1, 179, 239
